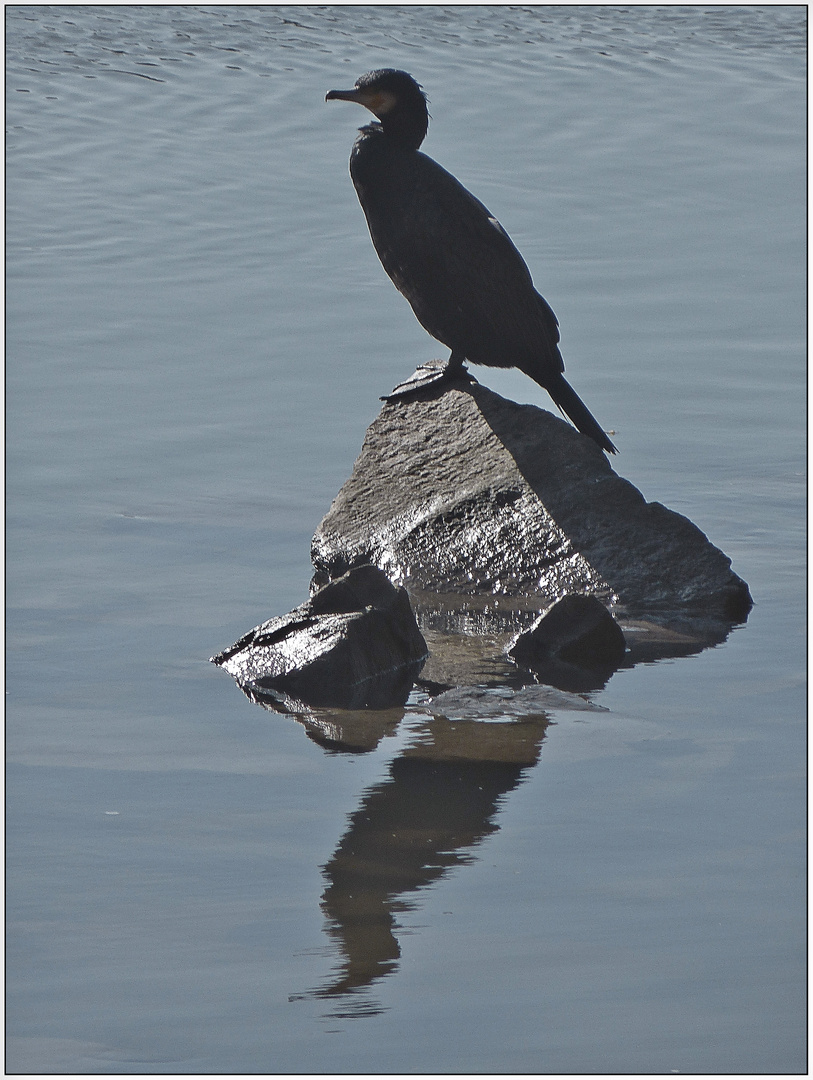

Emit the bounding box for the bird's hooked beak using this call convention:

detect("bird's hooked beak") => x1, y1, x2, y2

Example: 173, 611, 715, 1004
325, 86, 397, 118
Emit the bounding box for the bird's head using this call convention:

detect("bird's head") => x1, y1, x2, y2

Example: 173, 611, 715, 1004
326, 69, 429, 149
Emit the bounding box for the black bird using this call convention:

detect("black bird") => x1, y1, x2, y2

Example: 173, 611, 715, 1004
326, 68, 616, 454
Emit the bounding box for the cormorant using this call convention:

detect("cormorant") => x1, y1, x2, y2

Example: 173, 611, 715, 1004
326, 69, 617, 455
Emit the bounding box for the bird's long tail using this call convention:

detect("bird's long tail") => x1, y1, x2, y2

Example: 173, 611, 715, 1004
547, 372, 617, 454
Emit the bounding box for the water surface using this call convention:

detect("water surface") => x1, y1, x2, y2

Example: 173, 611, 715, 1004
6, 6, 806, 1074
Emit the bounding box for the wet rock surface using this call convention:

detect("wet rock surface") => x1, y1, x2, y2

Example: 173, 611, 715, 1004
211, 565, 428, 710
312, 370, 752, 627
214, 369, 752, 721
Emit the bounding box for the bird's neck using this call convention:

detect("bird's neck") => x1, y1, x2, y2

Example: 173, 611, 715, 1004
376, 108, 428, 150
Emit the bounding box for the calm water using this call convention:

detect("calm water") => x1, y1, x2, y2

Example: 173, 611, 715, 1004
6, 5, 806, 1074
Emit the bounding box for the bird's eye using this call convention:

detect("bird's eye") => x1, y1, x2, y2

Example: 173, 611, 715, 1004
369, 91, 397, 114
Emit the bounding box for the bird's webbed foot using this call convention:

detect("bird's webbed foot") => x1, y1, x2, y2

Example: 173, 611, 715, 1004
381, 353, 475, 401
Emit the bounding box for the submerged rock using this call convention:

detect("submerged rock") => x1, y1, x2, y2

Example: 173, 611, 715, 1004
312, 371, 752, 627
428, 683, 607, 719
211, 565, 428, 710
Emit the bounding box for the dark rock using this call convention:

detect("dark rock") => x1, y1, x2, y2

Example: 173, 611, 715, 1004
506, 593, 627, 693
508, 594, 627, 668
312, 374, 752, 627
211, 565, 428, 710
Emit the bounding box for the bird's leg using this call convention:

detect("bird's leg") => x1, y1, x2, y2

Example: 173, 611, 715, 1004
446, 349, 467, 373
382, 349, 474, 401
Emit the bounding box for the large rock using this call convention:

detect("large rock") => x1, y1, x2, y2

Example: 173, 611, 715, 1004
312, 371, 751, 627
211, 565, 428, 710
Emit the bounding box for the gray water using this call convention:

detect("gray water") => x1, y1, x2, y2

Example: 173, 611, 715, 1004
6, 5, 806, 1075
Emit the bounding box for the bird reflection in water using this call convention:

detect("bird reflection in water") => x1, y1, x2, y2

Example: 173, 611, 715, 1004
296, 713, 549, 1019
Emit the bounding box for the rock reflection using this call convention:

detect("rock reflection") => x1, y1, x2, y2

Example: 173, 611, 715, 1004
233, 612, 748, 1018
307, 714, 548, 1017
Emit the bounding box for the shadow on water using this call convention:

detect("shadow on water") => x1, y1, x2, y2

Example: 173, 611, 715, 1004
290, 712, 549, 1019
